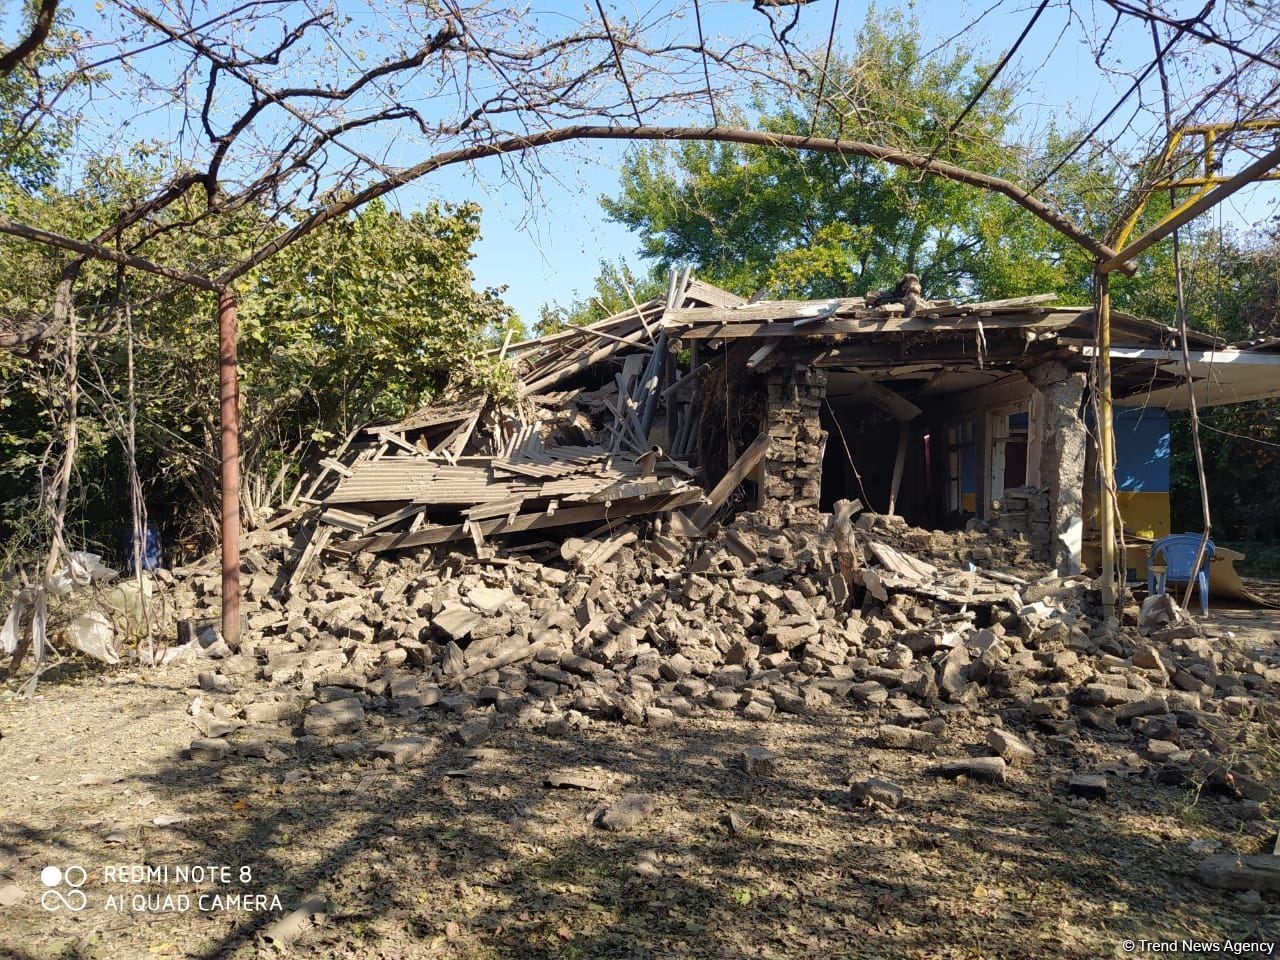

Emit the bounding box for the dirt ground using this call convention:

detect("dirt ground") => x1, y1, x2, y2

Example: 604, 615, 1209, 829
1, 605, 1277, 960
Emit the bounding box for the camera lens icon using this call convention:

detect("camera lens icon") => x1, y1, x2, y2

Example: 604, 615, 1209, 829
40, 865, 87, 912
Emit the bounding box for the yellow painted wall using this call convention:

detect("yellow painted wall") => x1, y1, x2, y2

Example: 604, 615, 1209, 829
1116, 491, 1171, 541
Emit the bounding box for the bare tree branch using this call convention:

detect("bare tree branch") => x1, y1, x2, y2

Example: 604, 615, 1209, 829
0, 0, 58, 77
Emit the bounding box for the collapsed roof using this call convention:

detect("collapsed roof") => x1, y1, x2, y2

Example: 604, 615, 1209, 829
278, 272, 1280, 572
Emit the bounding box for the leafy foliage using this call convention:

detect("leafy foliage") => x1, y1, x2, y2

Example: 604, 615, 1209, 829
1, 158, 517, 561
1168, 228, 1280, 540
598, 12, 1095, 302
536, 259, 663, 334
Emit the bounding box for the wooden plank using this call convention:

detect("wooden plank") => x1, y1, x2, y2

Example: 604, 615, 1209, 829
361, 502, 429, 534
451, 638, 549, 684
483, 299, 660, 355
842, 373, 924, 421
665, 298, 866, 325
318, 457, 354, 478
335, 489, 704, 554
294, 425, 363, 506
464, 496, 528, 521
520, 326, 653, 397
681, 278, 746, 308
376, 429, 420, 456
745, 340, 781, 370
286, 525, 333, 595
887, 422, 909, 516
263, 504, 311, 531
689, 432, 771, 530
579, 530, 638, 568
320, 507, 376, 533
665, 310, 1081, 339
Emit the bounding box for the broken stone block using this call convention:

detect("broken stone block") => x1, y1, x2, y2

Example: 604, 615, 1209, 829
244, 700, 298, 724
653, 695, 695, 717
1143, 738, 1182, 761
772, 688, 807, 715
374, 736, 430, 766
741, 746, 777, 775
928, 757, 1006, 784
741, 694, 776, 721
597, 793, 656, 832
877, 725, 933, 752
849, 681, 889, 706
1075, 683, 1145, 707
882, 644, 914, 670
433, 602, 482, 641
707, 689, 739, 711
889, 701, 931, 724
986, 728, 1035, 766
644, 705, 677, 729
390, 678, 441, 710
198, 671, 238, 694
189, 738, 231, 761
1067, 772, 1108, 799
453, 717, 493, 748
659, 652, 693, 681
612, 693, 646, 726
1116, 696, 1168, 722
850, 777, 904, 808
303, 698, 365, 737
938, 646, 971, 701
560, 654, 601, 679
1195, 854, 1280, 893
193, 712, 239, 739
467, 586, 513, 614
442, 640, 466, 677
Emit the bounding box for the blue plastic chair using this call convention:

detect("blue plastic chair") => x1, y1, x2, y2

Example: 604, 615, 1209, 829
1147, 534, 1215, 616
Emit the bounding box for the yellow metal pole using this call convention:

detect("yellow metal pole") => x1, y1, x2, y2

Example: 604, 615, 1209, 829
1096, 268, 1118, 620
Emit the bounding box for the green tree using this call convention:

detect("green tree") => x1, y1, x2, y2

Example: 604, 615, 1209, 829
1, 156, 518, 559
536, 258, 663, 334
599, 12, 1094, 302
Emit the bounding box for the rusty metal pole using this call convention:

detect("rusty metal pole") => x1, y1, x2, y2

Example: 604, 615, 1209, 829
218, 288, 242, 649
1096, 269, 1118, 620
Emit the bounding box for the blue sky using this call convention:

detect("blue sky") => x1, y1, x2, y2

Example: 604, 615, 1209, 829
21, 0, 1280, 322
394, 0, 1280, 323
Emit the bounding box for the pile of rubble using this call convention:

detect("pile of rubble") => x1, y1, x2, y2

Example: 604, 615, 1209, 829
167, 503, 1277, 823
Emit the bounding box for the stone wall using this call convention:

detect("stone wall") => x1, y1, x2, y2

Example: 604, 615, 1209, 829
988, 485, 1052, 562
1029, 361, 1087, 575
760, 367, 828, 521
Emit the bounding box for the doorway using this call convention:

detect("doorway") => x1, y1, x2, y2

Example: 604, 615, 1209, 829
989, 401, 1031, 508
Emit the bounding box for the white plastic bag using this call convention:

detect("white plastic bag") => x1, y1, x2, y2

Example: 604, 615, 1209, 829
66, 610, 119, 665
47, 552, 118, 595
0, 593, 25, 656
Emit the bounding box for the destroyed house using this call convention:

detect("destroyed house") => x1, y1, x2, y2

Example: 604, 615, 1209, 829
294, 274, 1280, 587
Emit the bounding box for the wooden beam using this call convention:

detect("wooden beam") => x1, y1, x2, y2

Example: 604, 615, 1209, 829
887, 422, 909, 516
333, 489, 704, 554
690, 432, 771, 530
519, 326, 652, 396
745, 340, 782, 370
845, 374, 923, 421
667, 311, 1081, 339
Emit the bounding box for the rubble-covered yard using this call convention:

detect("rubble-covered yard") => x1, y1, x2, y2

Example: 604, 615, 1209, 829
1, 508, 1277, 959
